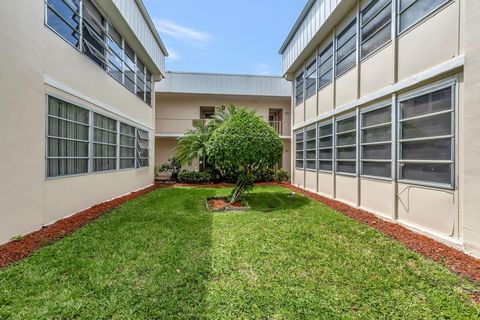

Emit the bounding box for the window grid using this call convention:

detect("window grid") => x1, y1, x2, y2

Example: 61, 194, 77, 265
92, 113, 117, 172
397, 0, 450, 34
318, 42, 333, 90
305, 60, 317, 98
305, 127, 317, 171
335, 115, 357, 175
397, 85, 454, 187
295, 131, 304, 169
46, 96, 149, 179
335, 19, 357, 77
295, 72, 304, 106
318, 122, 333, 172
360, 0, 392, 59
360, 105, 392, 179
45, 0, 153, 106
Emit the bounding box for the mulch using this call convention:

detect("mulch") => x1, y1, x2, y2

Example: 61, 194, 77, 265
0, 182, 479, 287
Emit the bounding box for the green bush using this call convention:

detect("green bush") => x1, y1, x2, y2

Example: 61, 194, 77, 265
255, 168, 276, 182
274, 169, 290, 182
155, 158, 182, 180
177, 171, 212, 184
207, 108, 283, 203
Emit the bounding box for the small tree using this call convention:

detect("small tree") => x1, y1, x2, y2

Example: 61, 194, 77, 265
207, 108, 283, 203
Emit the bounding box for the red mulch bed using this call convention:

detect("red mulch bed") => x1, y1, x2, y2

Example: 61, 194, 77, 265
282, 184, 480, 283
207, 197, 245, 209
0, 184, 161, 269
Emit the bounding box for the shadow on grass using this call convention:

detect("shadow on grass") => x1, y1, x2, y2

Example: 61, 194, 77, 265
243, 191, 310, 212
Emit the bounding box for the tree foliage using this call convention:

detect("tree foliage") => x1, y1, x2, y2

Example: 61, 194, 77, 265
175, 120, 214, 170
207, 108, 283, 203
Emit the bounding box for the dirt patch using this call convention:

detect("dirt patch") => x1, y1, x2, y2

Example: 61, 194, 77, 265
206, 197, 249, 212
0, 185, 162, 269
282, 184, 480, 283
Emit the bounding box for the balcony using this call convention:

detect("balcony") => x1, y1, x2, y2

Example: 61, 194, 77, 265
155, 118, 291, 137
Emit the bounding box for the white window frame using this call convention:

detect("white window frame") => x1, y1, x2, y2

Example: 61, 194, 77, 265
295, 131, 305, 169
305, 125, 317, 171
317, 120, 334, 173
396, 79, 456, 189
335, 112, 357, 176
92, 113, 118, 173
360, 101, 392, 180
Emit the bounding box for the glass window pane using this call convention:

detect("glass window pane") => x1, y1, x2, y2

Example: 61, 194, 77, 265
296, 160, 304, 168
401, 113, 451, 139
46, 0, 80, 47
361, 2, 391, 40
337, 20, 356, 48
306, 150, 316, 160
400, 0, 448, 32
361, 23, 391, 58
337, 147, 356, 160
336, 52, 356, 76
337, 117, 356, 133
337, 161, 356, 174
362, 0, 390, 24
337, 36, 356, 63
319, 136, 333, 148
362, 161, 391, 178
362, 125, 391, 143
362, 144, 391, 159
362, 106, 391, 127
319, 149, 333, 160
306, 160, 316, 170
319, 124, 333, 137
337, 132, 356, 146
319, 70, 333, 88
400, 87, 452, 119
401, 138, 451, 160
400, 163, 451, 185
319, 161, 333, 171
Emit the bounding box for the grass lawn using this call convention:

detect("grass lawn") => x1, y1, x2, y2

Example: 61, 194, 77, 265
0, 186, 479, 319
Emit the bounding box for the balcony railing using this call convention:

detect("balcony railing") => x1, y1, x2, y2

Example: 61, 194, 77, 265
155, 118, 291, 137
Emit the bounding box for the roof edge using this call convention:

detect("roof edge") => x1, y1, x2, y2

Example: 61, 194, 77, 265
278, 0, 316, 54
136, 0, 169, 57
165, 71, 285, 79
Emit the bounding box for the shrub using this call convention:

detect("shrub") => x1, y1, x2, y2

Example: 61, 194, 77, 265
274, 169, 290, 182
155, 158, 182, 181
177, 171, 212, 184
207, 108, 283, 203
255, 168, 276, 182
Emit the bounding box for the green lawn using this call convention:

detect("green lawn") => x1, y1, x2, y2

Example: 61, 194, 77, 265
0, 186, 479, 319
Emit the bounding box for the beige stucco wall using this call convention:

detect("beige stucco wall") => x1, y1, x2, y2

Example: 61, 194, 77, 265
0, 1, 155, 244
462, 0, 480, 258
154, 93, 292, 174
288, 0, 473, 255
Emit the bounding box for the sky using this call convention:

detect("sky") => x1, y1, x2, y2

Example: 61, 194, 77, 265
142, 0, 307, 76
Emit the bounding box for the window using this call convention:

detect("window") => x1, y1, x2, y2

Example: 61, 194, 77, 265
336, 19, 357, 77
305, 60, 317, 98
305, 127, 317, 170
46, 0, 81, 47
361, 105, 392, 178
361, 0, 392, 58
107, 25, 124, 84
146, 70, 152, 106
295, 132, 304, 169
318, 122, 333, 171
124, 44, 136, 93
93, 113, 117, 172
82, 0, 106, 68
47, 96, 89, 178
45, 1, 153, 105
136, 129, 150, 168
336, 115, 357, 174
136, 59, 146, 101
398, 86, 454, 186
120, 123, 136, 169
398, 0, 449, 33
318, 43, 333, 89
295, 72, 304, 105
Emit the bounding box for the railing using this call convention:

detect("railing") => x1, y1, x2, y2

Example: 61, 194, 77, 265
269, 121, 291, 137
155, 118, 290, 137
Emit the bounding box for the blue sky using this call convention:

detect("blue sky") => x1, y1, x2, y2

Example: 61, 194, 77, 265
142, 0, 307, 76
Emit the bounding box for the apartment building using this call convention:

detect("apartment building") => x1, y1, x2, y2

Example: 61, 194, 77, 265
0, 0, 167, 244
281, 0, 480, 257
155, 72, 292, 173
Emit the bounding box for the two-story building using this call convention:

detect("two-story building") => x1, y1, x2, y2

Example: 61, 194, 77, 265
281, 0, 480, 258
0, 0, 167, 244
155, 72, 292, 173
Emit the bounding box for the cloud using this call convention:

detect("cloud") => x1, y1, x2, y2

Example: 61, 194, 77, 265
255, 63, 272, 76
154, 19, 213, 47
167, 48, 181, 61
